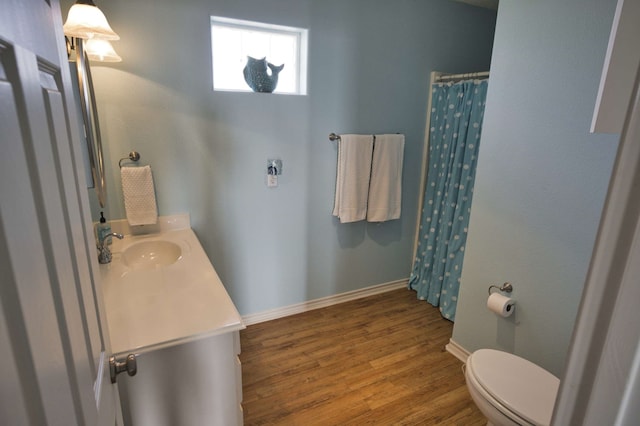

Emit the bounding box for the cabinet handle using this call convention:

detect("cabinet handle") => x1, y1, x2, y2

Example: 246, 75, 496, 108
109, 354, 137, 383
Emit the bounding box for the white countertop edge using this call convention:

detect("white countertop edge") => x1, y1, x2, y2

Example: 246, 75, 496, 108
113, 321, 246, 357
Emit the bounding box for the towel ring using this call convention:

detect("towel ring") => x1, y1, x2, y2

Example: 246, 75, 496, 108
119, 151, 141, 168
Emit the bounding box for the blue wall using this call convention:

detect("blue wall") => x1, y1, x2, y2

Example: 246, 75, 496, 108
66, 0, 496, 315
452, 0, 620, 376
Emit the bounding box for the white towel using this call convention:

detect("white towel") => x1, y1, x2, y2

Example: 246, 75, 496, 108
121, 165, 158, 226
367, 134, 404, 222
333, 134, 374, 223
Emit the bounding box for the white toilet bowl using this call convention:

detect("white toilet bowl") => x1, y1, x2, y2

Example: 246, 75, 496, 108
464, 349, 559, 426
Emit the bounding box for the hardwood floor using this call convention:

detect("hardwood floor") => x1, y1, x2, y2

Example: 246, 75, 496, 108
240, 288, 486, 425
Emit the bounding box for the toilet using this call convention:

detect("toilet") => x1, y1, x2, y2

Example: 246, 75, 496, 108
464, 349, 560, 426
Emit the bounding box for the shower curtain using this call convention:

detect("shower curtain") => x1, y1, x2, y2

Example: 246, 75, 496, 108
409, 78, 488, 321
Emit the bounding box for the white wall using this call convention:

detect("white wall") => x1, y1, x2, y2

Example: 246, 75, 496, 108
452, 0, 620, 376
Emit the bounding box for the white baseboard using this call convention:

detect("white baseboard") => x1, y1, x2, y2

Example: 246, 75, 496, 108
446, 338, 471, 363
242, 279, 409, 326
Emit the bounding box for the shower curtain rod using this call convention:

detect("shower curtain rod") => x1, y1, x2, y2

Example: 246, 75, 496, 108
434, 71, 489, 82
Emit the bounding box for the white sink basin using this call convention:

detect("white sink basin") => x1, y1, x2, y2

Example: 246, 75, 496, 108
123, 240, 182, 270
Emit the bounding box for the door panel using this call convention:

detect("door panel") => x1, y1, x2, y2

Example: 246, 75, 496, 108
0, 44, 79, 424
0, 0, 118, 424
0, 301, 30, 425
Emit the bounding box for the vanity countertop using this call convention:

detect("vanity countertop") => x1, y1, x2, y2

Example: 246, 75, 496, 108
100, 217, 244, 355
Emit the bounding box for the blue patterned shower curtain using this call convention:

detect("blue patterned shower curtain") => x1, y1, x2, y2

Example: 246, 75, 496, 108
409, 79, 488, 321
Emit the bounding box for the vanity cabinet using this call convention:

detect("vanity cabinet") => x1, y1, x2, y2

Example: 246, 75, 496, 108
117, 331, 243, 426
100, 215, 245, 426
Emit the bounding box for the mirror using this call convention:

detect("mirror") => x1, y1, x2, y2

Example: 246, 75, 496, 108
74, 38, 107, 208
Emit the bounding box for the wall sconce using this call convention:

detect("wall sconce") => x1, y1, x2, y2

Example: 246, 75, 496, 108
85, 39, 122, 62
64, 0, 121, 209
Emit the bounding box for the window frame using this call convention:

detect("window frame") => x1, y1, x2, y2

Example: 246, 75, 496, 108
210, 16, 308, 95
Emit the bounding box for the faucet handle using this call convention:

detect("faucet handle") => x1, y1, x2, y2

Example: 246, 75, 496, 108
99, 232, 124, 247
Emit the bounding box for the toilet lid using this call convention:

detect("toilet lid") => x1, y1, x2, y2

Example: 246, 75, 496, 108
469, 349, 560, 426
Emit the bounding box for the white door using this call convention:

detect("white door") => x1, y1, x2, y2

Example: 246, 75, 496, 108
0, 1, 119, 425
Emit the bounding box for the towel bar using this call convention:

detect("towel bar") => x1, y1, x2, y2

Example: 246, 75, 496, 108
119, 151, 141, 168
329, 132, 401, 142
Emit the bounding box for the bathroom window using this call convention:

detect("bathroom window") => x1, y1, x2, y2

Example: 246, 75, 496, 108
210, 16, 308, 95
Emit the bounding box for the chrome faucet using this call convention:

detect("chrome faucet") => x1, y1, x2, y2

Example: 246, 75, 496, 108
97, 232, 124, 264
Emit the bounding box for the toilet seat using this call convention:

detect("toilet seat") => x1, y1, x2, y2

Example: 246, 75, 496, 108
466, 349, 560, 426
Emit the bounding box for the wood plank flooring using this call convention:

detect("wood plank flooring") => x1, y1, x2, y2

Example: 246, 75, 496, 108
240, 288, 486, 425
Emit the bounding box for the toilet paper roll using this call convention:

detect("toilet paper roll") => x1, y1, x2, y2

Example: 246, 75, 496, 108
487, 292, 516, 317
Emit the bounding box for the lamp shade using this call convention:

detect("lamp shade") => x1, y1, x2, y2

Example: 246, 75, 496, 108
85, 39, 122, 62
63, 1, 120, 40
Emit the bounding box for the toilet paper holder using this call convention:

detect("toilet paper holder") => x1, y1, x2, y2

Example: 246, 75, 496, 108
488, 282, 513, 294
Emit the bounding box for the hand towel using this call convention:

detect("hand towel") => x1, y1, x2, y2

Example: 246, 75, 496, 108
367, 134, 405, 222
121, 165, 158, 226
333, 134, 374, 223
